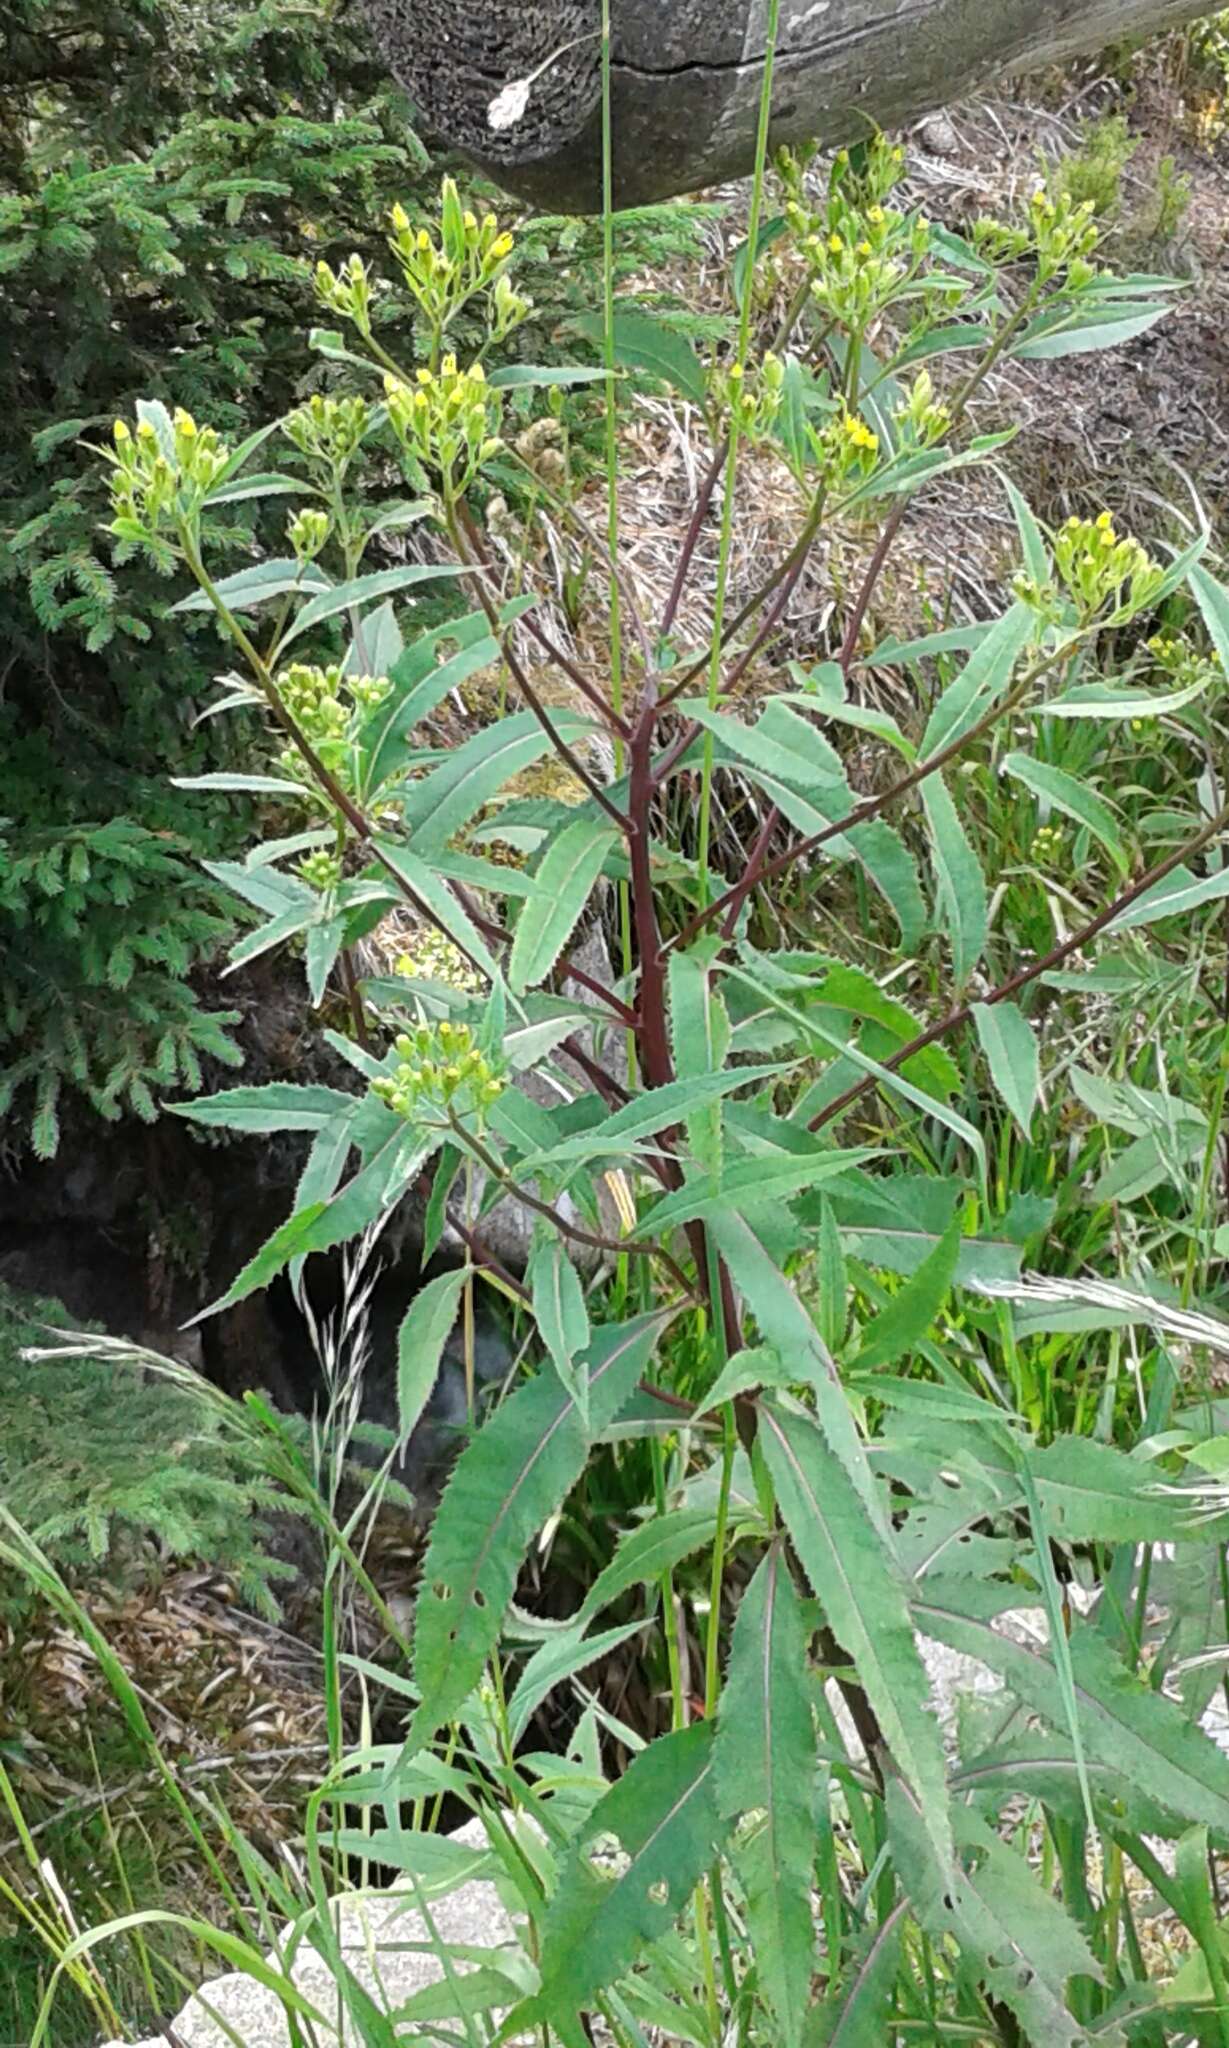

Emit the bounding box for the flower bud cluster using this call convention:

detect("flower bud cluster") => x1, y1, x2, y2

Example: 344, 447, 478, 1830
974, 189, 1100, 284
372, 1020, 506, 1123
707, 353, 785, 441
296, 848, 344, 892
315, 251, 376, 333
273, 662, 391, 818
289, 506, 331, 561
107, 409, 231, 540
384, 355, 502, 500
282, 394, 371, 470
893, 368, 950, 451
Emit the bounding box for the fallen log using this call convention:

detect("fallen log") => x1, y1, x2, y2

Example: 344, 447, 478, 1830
357, 0, 1206, 212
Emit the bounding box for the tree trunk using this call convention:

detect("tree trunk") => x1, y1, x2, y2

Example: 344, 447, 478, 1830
358, 0, 1206, 212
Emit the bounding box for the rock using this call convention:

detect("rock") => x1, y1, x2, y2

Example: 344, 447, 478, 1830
357, 0, 1208, 212
98, 1820, 526, 2048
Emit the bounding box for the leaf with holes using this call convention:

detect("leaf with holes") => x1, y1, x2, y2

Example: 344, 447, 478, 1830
406, 1313, 668, 1752
714, 1545, 816, 2048
511, 1724, 725, 2045
888, 1784, 1098, 2048
760, 1400, 952, 1868
914, 1593, 1229, 1834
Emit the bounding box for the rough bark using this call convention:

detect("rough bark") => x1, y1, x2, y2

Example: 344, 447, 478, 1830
358, 0, 1207, 212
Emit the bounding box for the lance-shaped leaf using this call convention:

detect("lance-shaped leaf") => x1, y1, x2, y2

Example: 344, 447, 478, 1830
715, 1544, 816, 2048
406, 1313, 668, 1751
510, 817, 619, 993
399, 709, 594, 856
888, 1782, 1099, 2048
277, 563, 469, 648
171, 556, 329, 613
1001, 754, 1128, 877
972, 999, 1041, 1138
397, 1269, 469, 1449
808, 1905, 907, 2048
579, 1507, 718, 1622
920, 601, 1035, 756
196, 1121, 432, 1321
646, 1146, 880, 1238
577, 308, 708, 406
922, 771, 987, 986
849, 1209, 961, 1372
371, 840, 501, 984
512, 1724, 725, 2044
506, 1617, 647, 1742
760, 1400, 952, 1868
914, 1592, 1229, 1835
518, 1063, 791, 1176
169, 1082, 357, 1134
528, 1235, 591, 1425
710, 1210, 887, 1537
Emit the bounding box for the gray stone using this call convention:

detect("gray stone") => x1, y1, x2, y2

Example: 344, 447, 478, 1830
357, 0, 1209, 212
98, 1820, 527, 2048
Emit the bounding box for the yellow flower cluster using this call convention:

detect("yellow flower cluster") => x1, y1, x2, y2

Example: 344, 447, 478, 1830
384, 354, 502, 501
107, 407, 231, 539
1054, 510, 1163, 618
388, 178, 530, 345
372, 1020, 505, 1123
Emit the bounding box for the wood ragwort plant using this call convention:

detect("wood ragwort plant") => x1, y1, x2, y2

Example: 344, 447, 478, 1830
83, 44, 1229, 2048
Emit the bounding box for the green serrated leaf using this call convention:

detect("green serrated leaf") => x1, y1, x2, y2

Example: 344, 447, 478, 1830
510, 818, 618, 993
920, 602, 1035, 756
528, 1235, 591, 1424
577, 308, 708, 406
406, 1313, 669, 1750
168, 1083, 356, 1134
760, 1400, 952, 1869
850, 1209, 961, 1371
399, 710, 593, 856
714, 1544, 815, 2048
579, 1507, 719, 1622
397, 1269, 469, 1448
972, 1000, 1041, 1139
922, 771, 987, 986
278, 563, 468, 648
1001, 754, 1128, 877
517, 1724, 725, 2040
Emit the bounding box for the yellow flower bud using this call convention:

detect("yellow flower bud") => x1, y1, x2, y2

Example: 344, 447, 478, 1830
113, 419, 130, 442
